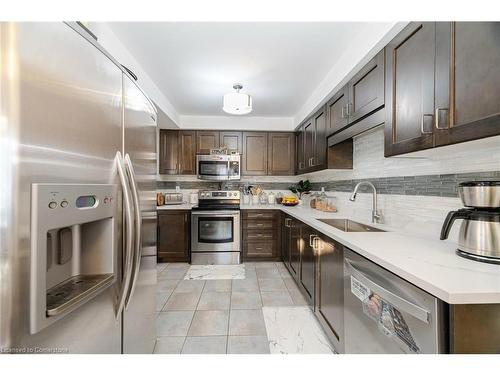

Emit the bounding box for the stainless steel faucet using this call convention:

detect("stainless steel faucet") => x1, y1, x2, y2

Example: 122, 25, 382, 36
349, 181, 381, 223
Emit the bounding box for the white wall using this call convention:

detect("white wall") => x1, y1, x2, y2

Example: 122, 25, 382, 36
294, 22, 408, 127
87, 22, 180, 126
178, 115, 294, 131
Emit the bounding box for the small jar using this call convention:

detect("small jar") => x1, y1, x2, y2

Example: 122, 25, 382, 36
252, 195, 259, 205
268, 192, 276, 205
259, 192, 268, 205
275, 192, 283, 205
242, 194, 250, 205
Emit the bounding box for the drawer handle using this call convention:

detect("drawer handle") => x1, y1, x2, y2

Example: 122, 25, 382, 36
256, 223, 264, 227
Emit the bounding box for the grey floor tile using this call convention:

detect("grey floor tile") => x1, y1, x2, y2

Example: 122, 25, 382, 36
153, 337, 185, 354
166, 262, 190, 270
258, 278, 287, 292
289, 290, 309, 306
256, 267, 281, 279
157, 279, 179, 293
230, 291, 262, 309
244, 269, 258, 280
261, 291, 294, 307
227, 336, 270, 354
188, 310, 229, 336
254, 262, 278, 269
232, 278, 259, 292
156, 292, 171, 312
157, 311, 194, 336
174, 280, 205, 293
157, 263, 169, 273
181, 336, 227, 354
158, 268, 187, 280
197, 291, 231, 310
229, 309, 267, 336
279, 270, 293, 279
163, 291, 201, 310
283, 277, 301, 293
204, 279, 232, 292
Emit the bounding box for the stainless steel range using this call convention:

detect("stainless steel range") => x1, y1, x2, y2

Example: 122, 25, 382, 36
191, 190, 241, 265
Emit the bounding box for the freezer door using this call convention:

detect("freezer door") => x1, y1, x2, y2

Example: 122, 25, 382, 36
122, 74, 157, 353
0, 22, 123, 352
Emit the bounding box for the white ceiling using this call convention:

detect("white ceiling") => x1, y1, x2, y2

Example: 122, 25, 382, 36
108, 22, 368, 118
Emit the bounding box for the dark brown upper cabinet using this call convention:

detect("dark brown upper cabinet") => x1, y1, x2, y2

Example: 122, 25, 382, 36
312, 106, 327, 170
297, 105, 327, 174
348, 49, 385, 123
296, 126, 306, 173
303, 117, 315, 171
267, 132, 295, 175
219, 131, 242, 153
434, 22, 500, 147
385, 22, 500, 157
326, 86, 349, 136
385, 22, 436, 156
242, 132, 268, 175
326, 50, 384, 139
195, 130, 220, 154
178, 130, 196, 174
158, 129, 179, 175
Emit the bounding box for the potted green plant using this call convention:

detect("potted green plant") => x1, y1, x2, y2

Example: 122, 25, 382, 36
289, 180, 312, 203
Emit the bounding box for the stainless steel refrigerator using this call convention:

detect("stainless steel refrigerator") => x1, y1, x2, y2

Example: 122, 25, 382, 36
0, 22, 157, 353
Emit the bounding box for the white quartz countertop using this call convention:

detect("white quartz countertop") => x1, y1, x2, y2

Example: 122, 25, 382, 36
157, 203, 195, 210
157, 202, 500, 304
242, 203, 500, 304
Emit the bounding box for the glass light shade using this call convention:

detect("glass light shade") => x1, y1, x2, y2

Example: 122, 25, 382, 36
223, 92, 253, 115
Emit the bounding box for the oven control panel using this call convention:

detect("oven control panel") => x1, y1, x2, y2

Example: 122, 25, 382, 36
199, 190, 240, 200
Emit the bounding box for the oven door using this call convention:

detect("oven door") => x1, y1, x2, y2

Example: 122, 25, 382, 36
191, 211, 240, 252
197, 159, 230, 180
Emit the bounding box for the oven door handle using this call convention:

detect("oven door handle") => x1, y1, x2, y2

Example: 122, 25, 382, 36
192, 211, 240, 216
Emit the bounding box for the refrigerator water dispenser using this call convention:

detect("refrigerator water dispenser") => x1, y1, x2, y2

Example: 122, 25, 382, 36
30, 183, 118, 334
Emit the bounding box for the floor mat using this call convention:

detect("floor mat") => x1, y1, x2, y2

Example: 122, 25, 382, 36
262, 306, 333, 354
184, 265, 245, 280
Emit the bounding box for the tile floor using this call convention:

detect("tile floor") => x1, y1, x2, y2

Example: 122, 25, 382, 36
154, 261, 332, 354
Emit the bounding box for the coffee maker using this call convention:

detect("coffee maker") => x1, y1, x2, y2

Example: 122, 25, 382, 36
440, 181, 500, 264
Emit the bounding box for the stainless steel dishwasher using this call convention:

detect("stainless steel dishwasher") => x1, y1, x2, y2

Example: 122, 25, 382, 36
343, 248, 448, 353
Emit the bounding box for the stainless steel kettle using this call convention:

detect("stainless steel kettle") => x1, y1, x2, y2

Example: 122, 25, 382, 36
440, 181, 500, 264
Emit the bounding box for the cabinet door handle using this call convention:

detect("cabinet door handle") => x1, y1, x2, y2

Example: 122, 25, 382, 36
309, 234, 316, 247
346, 103, 352, 116
312, 236, 321, 253
420, 114, 434, 135
434, 107, 449, 130
284, 218, 291, 228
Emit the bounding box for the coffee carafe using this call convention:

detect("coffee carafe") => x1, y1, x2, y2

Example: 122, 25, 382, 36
440, 181, 500, 264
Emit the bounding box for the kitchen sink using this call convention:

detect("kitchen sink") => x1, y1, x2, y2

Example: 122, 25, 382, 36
317, 218, 386, 232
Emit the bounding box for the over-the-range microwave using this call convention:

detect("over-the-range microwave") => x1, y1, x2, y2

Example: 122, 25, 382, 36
196, 154, 241, 181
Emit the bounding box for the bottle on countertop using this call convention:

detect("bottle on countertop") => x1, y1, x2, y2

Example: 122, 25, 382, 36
268, 191, 276, 205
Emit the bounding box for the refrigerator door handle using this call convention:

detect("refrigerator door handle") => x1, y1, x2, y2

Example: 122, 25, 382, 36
115, 152, 135, 319
124, 153, 142, 309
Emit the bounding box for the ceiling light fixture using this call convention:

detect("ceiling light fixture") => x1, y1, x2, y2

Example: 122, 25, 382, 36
223, 84, 252, 115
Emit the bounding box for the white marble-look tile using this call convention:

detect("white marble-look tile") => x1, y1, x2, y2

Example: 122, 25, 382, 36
262, 307, 333, 354
184, 265, 245, 280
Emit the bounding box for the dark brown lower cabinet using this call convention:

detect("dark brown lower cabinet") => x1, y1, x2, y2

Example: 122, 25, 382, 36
299, 223, 316, 304
157, 210, 190, 262
315, 234, 344, 352
242, 210, 281, 261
